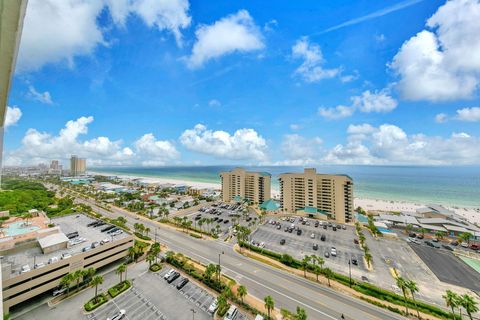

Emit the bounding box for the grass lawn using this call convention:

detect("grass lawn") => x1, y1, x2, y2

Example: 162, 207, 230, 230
149, 263, 162, 272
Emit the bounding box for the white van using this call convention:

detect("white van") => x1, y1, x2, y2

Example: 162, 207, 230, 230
224, 305, 238, 320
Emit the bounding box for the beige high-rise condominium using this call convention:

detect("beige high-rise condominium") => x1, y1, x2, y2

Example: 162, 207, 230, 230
220, 168, 271, 204
279, 168, 353, 223
70, 155, 86, 176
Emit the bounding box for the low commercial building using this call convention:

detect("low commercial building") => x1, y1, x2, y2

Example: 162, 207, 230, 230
279, 168, 354, 223
220, 168, 271, 205
1, 214, 133, 313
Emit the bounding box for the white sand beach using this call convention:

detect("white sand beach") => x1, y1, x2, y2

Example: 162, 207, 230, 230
90, 171, 480, 225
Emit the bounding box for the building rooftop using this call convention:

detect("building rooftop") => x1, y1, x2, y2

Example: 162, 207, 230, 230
1, 214, 129, 278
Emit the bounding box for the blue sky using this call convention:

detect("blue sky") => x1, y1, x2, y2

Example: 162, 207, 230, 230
5, 0, 480, 167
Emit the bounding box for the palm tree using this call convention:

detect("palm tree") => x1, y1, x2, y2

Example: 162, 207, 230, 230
295, 306, 307, 320
364, 253, 372, 268
60, 273, 74, 296
128, 246, 136, 263
459, 232, 472, 245
146, 253, 155, 267
435, 231, 445, 240
237, 285, 247, 304
396, 277, 409, 315
460, 294, 478, 320
83, 268, 96, 284
145, 227, 150, 237
22, 213, 33, 226
301, 255, 310, 278
264, 295, 275, 319
405, 223, 413, 235
73, 269, 83, 291
406, 279, 420, 319
323, 268, 333, 287
419, 228, 426, 237
443, 290, 460, 319
90, 275, 104, 303
116, 264, 126, 283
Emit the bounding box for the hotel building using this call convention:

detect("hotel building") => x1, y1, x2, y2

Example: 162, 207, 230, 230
70, 155, 86, 176
279, 168, 354, 223
220, 168, 271, 204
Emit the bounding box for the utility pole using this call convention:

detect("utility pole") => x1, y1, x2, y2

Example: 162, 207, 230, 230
190, 308, 196, 320
348, 259, 352, 288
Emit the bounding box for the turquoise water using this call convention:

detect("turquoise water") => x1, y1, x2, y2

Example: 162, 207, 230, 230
377, 227, 394, 234
91, 165, 480, 208
2, 221, 40, 236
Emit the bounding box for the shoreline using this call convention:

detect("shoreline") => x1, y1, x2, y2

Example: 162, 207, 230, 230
89, 170, 480, 225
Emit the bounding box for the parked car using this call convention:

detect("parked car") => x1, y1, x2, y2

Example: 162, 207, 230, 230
314, 221, 319, 227
224, 220, 230, 224
310, 233, 315, 239
408, 232, 416, 238
176, 278, 189, 289
297, 229, 302, 236
442, 244, 454, 251
323, 225, 327, 230
91, 241, 100, 249
52, 287, 67, 297
332, 227, 337, 232
324, 251, 330, 258
470, 244, 480, 250
450, 241, 459, 246
167, 272, 180, 283
425, 240, 434, 247
320, 234, 326, 241
313, 243, 318, 250
48, 256, 59, 264
100, 238, 110, 245
34, 262, 45, 269
353, 238, 359, 244
82, 246, 92, 252
277, 225, 281, 230
351, 258, 358, 265
164, 268, 175, 280
107, 309, 126, 320
280, 239, 286, 245
361, 276, 369, 282
461, 242, 469, 248
208, 299, 218, 315
342, 225, 347, 230
416, 234, 424, 239
224, 305, 238, 320
331, 247, 337, 257
61, 253, 72, 260
21, 265, 31, 274
432, 238, 439, 242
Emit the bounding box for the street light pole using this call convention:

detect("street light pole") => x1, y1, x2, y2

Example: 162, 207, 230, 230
190, 308, 196, 320
218, 251, 224, 283
348, 259, 352, 288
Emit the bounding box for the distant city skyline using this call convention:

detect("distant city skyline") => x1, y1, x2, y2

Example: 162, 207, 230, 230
4, 0, 480, 167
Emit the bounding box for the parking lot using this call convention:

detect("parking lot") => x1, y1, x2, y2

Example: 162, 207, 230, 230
250, 217, 367, 277
86, 287, 166, 320
183, 202, 259, 238
409, 243, 480, 291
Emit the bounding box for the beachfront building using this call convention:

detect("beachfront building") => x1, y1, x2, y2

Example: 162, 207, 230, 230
220, 168, 271, 205
70, 155, 86, 176
279, 168, 354, 223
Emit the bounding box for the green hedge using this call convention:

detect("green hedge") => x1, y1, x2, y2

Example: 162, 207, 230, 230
150, 263, 162, 272
217, 303, 230, 317
108, 280, 131, 298
239, 241, 452, 319
190, 233, 202, 239
84, 293, 108, 311
134, 232, 151, 241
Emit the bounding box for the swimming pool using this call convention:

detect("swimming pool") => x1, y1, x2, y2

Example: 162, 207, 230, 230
377, 227, 394, 234
1, 221, 40, 236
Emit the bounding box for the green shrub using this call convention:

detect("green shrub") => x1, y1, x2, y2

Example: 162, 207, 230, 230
217, 303, 230, 317
190, 233, 202, 239
108, 280, 131, 298
84, 294, 108, 311
134, 232, 151, 241
149, 263, 162, 272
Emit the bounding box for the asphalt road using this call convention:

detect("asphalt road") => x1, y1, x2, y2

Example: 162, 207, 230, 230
73, 195, 405, 320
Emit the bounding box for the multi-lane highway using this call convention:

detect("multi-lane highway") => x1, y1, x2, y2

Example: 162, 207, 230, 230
73, 194, 405, 320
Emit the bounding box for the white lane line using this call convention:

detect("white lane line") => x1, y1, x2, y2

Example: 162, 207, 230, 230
159, 237, 337, 320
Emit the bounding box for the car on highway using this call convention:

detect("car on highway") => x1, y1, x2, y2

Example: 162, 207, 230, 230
280, 239, 286, 245
107, 309, 126, 320
208, 299, 218, 315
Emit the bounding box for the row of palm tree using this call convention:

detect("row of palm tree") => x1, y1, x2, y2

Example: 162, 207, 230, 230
60, 267, 96, 296
146, 242, 161, 266
444, 290, 479, 320
395, 276, 420, 319
133, 222, 150, 237
355, 222, 373, 268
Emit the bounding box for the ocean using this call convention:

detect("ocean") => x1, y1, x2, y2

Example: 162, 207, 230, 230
91, 165, 480, 208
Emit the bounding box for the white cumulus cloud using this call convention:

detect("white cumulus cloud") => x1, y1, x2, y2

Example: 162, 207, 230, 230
4, 116, 180, 166
351, 89, 398, 113
5, 106, 23, 128
18, 0, 191, 72
27, 85, 53, 104
390, 0, 480, 101
179, 124, 267, 160
186, 10, 264, 69
279, 134, 322, 165
318, 105, 355, 120
292, 37, 340, 82
455, 107, 480, 122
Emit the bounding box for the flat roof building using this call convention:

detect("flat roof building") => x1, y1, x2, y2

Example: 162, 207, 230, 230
279, 168, 354, 223
1, 214, 133, 313
70, 155, 86, 176
220, 168, 271, 205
